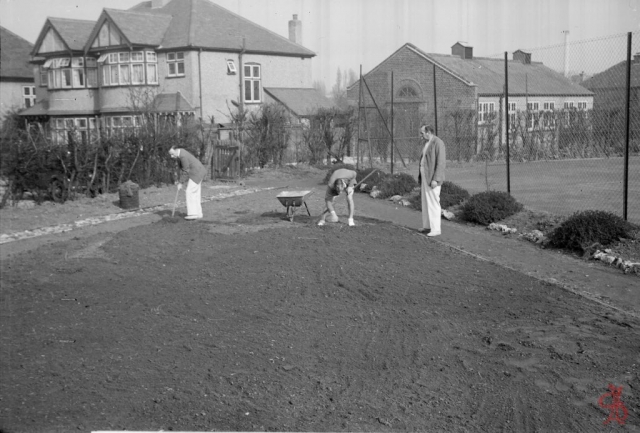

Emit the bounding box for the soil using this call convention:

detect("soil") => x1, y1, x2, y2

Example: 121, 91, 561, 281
1, 166, 639, 432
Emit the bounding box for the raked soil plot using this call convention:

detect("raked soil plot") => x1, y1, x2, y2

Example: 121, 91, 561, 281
0, 213, 638, 432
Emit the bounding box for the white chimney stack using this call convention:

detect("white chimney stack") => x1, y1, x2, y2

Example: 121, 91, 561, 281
151, 0, 170, 9
288, 14, 302, 45
563, 30, 570, 77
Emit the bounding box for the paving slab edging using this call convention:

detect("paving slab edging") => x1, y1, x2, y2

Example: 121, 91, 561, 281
0, 187, 277, 245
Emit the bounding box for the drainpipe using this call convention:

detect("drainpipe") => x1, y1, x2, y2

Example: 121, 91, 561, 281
239, 38, 245, 113
198, 48, 203, 121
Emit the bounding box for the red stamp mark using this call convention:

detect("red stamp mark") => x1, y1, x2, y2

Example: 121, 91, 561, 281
598, 384, 628, 426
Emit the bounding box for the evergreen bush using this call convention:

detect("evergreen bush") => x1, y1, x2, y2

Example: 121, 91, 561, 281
548, 210, 638, 253
440, 181, 470, 209
409, 181, 470, 211
355, 168, 387, 192
461, 191, 523, 225
378, 172, 418, 199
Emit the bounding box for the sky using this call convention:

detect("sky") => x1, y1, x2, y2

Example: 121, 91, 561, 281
1, 0, 639, 88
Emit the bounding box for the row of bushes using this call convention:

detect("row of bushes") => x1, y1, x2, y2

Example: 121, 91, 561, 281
323, 165, 639, 254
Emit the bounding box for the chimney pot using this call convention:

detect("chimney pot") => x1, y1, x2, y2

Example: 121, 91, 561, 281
151, 0, 170, 8
288, 14, 302, 45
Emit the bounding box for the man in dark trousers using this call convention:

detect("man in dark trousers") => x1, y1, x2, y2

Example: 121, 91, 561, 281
169, 145, 207, 220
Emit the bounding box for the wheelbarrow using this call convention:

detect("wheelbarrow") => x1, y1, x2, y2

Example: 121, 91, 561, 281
276, 190, 314, 222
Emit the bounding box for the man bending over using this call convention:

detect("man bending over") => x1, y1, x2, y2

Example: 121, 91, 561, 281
318, 168, 357, 227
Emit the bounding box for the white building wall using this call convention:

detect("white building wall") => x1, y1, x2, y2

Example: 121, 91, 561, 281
0, 81, 28, 122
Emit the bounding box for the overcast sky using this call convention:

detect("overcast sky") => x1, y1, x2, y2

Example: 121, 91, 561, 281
1, 0, 638, 87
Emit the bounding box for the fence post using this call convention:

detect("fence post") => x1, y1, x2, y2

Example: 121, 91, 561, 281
391, 71, 394, 174
433, 63, 438, 135
623, 32, 632, 221
504, 52, 511, 194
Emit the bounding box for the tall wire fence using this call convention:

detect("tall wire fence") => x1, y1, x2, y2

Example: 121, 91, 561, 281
354, 32, 640, 223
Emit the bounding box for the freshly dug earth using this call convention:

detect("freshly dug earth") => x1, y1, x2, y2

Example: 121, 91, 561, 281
1, 216, 639, 432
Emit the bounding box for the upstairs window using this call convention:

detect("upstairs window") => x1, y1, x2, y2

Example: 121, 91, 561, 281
244, 64, 261, 103
39, 66, 48, 86
45, 57, 97, 89
226, 60, 237, 75
398, 86, 418, 98
167, 52, 185, 77
23, 86, 36, 108
99, 51, 158, 86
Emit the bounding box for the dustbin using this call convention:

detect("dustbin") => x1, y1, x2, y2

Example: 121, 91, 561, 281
119, 180, 140, 209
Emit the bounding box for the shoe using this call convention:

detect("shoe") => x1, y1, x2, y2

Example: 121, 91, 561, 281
419, 228, 431, 234
348, 218, 355, 226
317, 220, 326, 226
185, 215, 203, 220
327, 214, 339, 223
427, 231, 441, 237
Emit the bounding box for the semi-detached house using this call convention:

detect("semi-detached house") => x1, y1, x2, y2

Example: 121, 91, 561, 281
21, 0, 328, 144
0, 26, 37, 123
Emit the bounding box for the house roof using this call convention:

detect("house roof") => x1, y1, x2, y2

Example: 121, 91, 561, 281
581, 59, 640, 90
151, 92, 195, 113
128, 0, 315, 57
46, 18, 96, 52
410, 43, 592, 97
264, 88, 334, 117
352, 42, 593, 98
95, 9, 173, 47
20, 99, 100, 117
0, 26, 34, 79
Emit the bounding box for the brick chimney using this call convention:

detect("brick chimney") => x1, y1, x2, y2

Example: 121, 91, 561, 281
513, 50, 531, 65
451, 42, 473, 60
151, 0, 170, 9
288, 14, 302, 45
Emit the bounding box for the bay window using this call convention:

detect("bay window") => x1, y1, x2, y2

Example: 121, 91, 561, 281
100, 51, 158, 86
45, 57, 97, 89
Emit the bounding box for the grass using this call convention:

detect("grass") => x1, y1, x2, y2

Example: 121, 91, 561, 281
390, 156, 640, 225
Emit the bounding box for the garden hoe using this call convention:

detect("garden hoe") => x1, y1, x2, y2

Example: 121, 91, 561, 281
164, 185, 181, 223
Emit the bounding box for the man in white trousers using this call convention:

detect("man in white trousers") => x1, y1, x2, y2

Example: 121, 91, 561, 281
169, 145, 207, 220
418, 125, 446, 236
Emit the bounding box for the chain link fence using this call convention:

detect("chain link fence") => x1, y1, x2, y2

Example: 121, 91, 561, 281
354, 32, 639, 223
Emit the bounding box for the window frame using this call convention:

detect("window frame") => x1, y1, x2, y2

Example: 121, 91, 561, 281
243, 63, 262, 103
167, 52, 185, 77
477, 102, 495, 124
226, 60, 237, 75
23, 86, 36, 108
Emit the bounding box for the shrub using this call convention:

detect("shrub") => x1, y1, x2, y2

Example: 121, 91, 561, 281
355, 168, 388, 192
440, 181, 470, 209
322, 163, 356, 184
461, 191, 523, 225
378, 172, 418, 199
547, 210, 638, 253
409, 180, 470, 211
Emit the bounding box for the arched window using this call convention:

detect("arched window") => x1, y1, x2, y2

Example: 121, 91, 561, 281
398, 86, 418, 98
